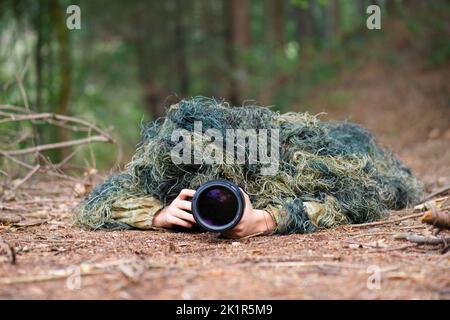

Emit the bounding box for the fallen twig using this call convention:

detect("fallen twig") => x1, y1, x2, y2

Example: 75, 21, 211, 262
349, 213, 424, 229
394, 232, 450, 245
350, 231, 396, 239
247, 260, 398, 273
422, 185, 450, 202
376, 244, 418, 252
12, 219, 48, 228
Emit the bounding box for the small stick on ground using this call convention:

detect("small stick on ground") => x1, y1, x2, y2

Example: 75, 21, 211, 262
349, 213, 424, 229
422, 185, 450, 202
248, 260, 394, 271
377, 244, 418, 252
394, 232, 450, 245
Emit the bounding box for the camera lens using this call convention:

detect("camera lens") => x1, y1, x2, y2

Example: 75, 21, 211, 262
192, 180, 245, 232
197, 186, 239, 227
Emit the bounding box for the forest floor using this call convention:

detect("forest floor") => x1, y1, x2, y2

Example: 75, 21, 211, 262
0, 55, 449, 299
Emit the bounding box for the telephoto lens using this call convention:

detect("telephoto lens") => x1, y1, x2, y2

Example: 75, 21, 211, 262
191, 180, 245, 232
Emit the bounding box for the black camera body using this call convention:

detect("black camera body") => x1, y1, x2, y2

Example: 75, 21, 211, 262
191, 180, 245, 232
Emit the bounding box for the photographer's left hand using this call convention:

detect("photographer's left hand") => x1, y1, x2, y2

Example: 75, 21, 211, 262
222, 189, 276, 239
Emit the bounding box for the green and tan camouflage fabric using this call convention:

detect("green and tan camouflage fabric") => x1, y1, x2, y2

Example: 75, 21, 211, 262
77, 97, 422, 234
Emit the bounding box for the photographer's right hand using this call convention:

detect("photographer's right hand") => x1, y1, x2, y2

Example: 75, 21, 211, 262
152, 189, 196, 229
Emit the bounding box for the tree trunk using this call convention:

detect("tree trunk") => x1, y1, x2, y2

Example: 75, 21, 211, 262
230, 0, 251, 49
295, 5, 313, 42
332, 0, 341, 41
222, 0, 238, 105
323, 0, 336, 44
49, 0, 71, 160
130, 3, 172, 120
134, 35, 167, 120
272, 0, 284, 49
227, 0, 251, 105
174, 0, 189, 95
33, 0, 45, 151
35, 0, 44, 112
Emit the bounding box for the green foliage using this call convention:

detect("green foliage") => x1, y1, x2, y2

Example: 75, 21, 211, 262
290, 0, 309, 9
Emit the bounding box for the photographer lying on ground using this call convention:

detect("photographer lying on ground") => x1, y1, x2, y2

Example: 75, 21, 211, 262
77, 97, 422, 239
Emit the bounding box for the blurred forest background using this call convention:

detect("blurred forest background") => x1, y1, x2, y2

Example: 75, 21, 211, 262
0, 0, 448, 173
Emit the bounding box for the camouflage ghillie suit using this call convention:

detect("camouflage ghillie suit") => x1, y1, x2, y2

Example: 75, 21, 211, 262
77, 97, 423, 234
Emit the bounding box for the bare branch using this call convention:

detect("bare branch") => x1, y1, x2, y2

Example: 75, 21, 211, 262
0, 105, 30, 113
0, 151, 35, 169
54, 146, 82, 169
0, 112, 55, 124
0, 104, 114, 185
11, 165, 40, 191
1, 135, 110, 157
0, 108, 115, 143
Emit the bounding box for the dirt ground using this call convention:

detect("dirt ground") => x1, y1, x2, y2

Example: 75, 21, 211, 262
0, 57, 449, 300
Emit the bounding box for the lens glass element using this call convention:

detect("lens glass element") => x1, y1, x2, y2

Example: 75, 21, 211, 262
197, 186, 239, 227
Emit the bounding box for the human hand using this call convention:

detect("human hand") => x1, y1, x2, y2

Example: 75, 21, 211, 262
152, 189, 196, 229
222, 189, 276, 239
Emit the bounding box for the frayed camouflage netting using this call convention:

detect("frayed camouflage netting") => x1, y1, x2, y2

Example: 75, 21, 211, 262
77, 97, 423, 234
